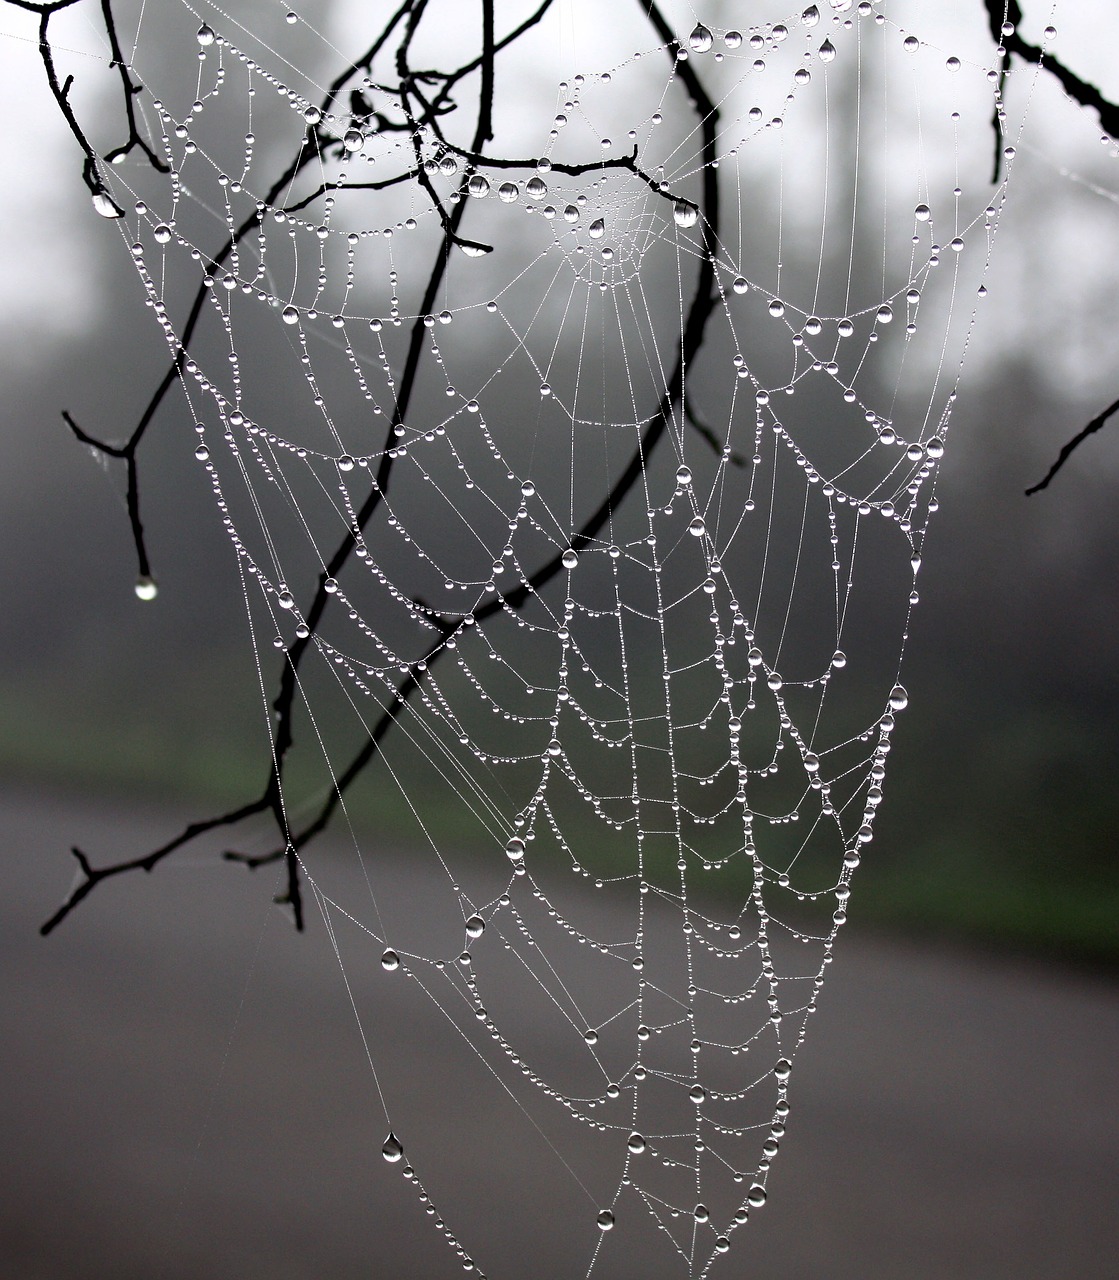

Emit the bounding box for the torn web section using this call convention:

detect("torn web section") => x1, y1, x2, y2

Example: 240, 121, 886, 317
79, 2, 1018, 1277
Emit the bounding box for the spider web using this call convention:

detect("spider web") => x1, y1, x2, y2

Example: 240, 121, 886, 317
54, 0, 1041, 1274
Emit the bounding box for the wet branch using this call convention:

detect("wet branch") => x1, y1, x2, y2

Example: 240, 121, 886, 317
1025, 394, 1119, 495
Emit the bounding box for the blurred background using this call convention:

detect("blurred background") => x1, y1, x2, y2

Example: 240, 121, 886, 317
1, 2, 1117, 1278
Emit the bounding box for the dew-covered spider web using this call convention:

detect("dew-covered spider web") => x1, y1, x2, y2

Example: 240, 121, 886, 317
41, 0, 1049, 1274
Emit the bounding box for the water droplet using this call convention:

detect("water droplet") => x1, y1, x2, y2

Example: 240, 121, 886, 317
1043, 25, 1056, 42
903, 34, 920, 52
584, 1028, 598, 1045
588, 218, 605, 239
837, 317, 854, 337
716, 1236, 731, 1253
337, 454, 355, 472
914, 203, 931, 222
439, 154, 458, 175
689, 23, 714, 53
282, 305, 300, 325
888, 683, 909, 711
526, 176, 548, 198
805, 315, 822, 336
804, 752, 820, 772
926, 436, 945, 459
303, 105, 321, 124
802, 5, 821, 26
676, 465, 693, 485
724, 30, 742, 49
381, 948, 400, 971
950, 236, 964, 252
627, 1132, 646, 1154
673, 200, 699, 228
382, 1131, 404, 1162
153, 223, 172, 244
774, 1057, 792, 1081
597, 1210, 615, 1231
876, 304, 893, 323
768, 299, 785, 318
197, 23, 216, 45
946, 56, 961, 72
498, 181, 520, 203
818, 38, 837, 62
465, 914, 485, 938
562, 549, 579, 569
690, 1085, 707, 1104
688, 517, 705, 537
748, 1183, 768, 1208
194, 444, 210, 462
468, 173, 490, 198
458, 242, 490, 257
92, 191, 124, 219
546, 738, 562, 757
832, 649, 847, 668
732, 276, 748, 295
506, 837, 526, 863
134, 575, 158, 601
694, 1203, 710, 1222
794, 67, 812, 85
563, 204, 580, 223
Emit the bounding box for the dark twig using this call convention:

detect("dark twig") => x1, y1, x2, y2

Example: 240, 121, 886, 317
1025, 394, 1119, 495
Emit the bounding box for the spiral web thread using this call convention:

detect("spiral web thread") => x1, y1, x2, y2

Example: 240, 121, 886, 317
73, 1, 1037, 1275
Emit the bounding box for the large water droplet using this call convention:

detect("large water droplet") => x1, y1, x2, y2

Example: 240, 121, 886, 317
498, 182, 520, 203
92, 191, 125, 219
468, 173, 490, 198
562, 549, 579, 569
588, 218, 605, 239
689, 24, 713, 53
690, 1084, 706, 1104
134, 575, 158, 601
153, 224, 172, 244
196, 23, 216, 45
818, 38, 837, 62
774, 1057, 792, 1081
343, 128, 365, 152
903, 34, 920, 52
381, 948, 400, 971
627, 1132, 646, 1154
673, 200, 699, 228
282, 305, 300, 325
506, 836, 526, 863
563, 205, 580, 223
458, 242, 490, 257
382, 1131, 404, 1162
526, 176, 548, 198
597, 1209, 615, 1231
888, 683, 909, 711
802, 5, 821, 26
748, 1184, 768, 1208
694, 1203, 710, 1222
465, 914, 485, 938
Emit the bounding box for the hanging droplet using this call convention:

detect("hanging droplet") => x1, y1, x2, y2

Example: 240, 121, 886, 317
831, 649, 847, 668
468, 173, 490, 198
506, 836, 526, 863
774, 1057, 792, 1081
690, 1085, 706, 1104
888, 683, 909, 711
748, 1184, 768, 1208
526, 176, 548, 198
439, 154, 458, 175
732, 276, 748, 295
805, 316, 822, 336
337, 454, 355, 472
876, 304, 894, 324
563, 205, 580, 223
903, 34, 920, 52
381, 948, 400, 971
134, 575, 158, 601
153, 224, 172, 244
926, 436, 945, 459
588, 218, 605, 239
382, 1131, 404, 1162
673, 199, 699, 228
92, 191, 125, 219
498, 181, 520, 202
676, 464, 692, 485
688, 517, 705, 537
627, 1132, 646, 1154
724, 30, 742, 49
945, 56, 961, 72
818, 38, 837, 62
689, 24, 714, 53
583, 1028, 598, 1045
459, 242, 490, 257
694, 1203, 710, 1222
802, 5, 821, 26
546, 738, 562, 756
768, 299, 785, 318
343, 128, 365, 152
804, 752, 820, 772
196, 23, 216, 45
716, 1237, 731, 1253
562, 549, 579, 569
282, 305, 300, 325
914, 203, 931, 222
597, 1210, 615, 1231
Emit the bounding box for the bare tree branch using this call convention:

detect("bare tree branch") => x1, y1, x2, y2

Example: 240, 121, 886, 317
1025, 395, 1119, 495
